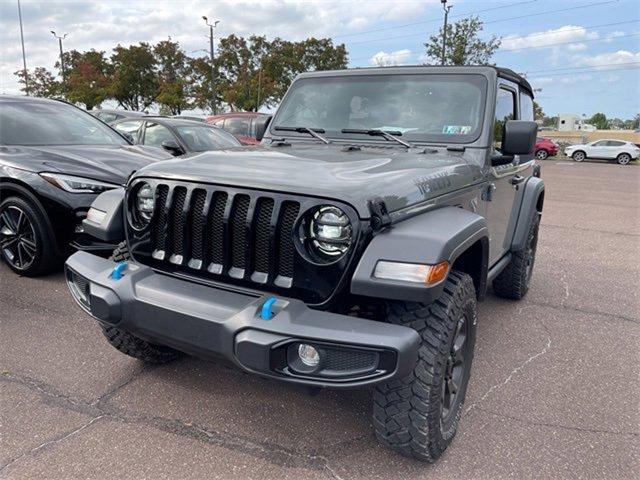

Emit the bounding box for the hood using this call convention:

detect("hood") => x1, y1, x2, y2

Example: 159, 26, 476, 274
0, 144, 172, 184
134, 144, 483, 217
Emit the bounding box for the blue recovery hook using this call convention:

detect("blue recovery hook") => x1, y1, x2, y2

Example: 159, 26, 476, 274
110, 261, 128, 280
260, 297, 278, 320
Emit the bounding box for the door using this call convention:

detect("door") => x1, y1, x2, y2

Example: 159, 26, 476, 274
603, 140, 625, 159
588, 140, 609, 158
485, 86, 523, 266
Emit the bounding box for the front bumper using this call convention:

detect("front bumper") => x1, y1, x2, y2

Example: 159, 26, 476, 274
65, 251, 420, 388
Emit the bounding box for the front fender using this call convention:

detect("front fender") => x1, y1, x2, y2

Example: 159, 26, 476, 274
351, 206, 488, 303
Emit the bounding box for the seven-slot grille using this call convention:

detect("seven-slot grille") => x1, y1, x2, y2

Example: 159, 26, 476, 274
148, 183, 301, 286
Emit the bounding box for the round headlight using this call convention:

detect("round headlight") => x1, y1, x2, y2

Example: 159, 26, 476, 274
135, 183, 155, 223
309, 205, 352, 257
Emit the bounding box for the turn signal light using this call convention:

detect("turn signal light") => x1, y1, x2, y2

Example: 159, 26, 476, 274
373, 260, 450, 286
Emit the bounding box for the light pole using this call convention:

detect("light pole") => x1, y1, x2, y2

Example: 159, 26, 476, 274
202, 16, 219, 114
50, 30, 67, 82
440, 0, 452, 66
17, 0, 29, 94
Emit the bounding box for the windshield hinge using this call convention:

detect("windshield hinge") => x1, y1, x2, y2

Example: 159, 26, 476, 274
368, 197, 392, 233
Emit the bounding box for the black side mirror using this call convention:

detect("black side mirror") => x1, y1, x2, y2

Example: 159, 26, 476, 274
502, 120, 537, 155
254, 115, 273, 142
161, 140, 184, 156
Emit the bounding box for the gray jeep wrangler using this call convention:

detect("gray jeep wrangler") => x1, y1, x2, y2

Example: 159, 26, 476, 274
65, 66, 544, 462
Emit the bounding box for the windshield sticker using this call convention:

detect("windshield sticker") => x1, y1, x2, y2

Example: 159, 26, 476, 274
443, 125, 472, 135
377, 126, 419, 134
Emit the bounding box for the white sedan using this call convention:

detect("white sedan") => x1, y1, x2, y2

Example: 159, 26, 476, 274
565, 139, 640, 165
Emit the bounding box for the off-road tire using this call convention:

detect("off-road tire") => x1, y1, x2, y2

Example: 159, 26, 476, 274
100, 241, 183, 364
373, 271, 477, 462
616, 153, 631, 165
492, 212, 540, 300
0, 195, 60, 276
572, 150, 586, 162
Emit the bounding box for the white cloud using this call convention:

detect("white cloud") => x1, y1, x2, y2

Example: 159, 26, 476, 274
370, 49, 412, 66
572, 50, 640, 69
501, 25, 599, 51
604, 31, 626, 42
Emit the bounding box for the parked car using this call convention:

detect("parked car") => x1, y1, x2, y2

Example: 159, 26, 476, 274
65, 66, 544, 462
172, 115, 207, 122
91, 109, 149, 124
206, 112, 270, 145
0, 95, 171, 276
534, 137, 558, 160
565, 139, 640, 165
112, 117, 242, 156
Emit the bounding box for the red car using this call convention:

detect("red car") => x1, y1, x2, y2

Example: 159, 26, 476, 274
534, 137, 558, 160
206, 112, 269, 145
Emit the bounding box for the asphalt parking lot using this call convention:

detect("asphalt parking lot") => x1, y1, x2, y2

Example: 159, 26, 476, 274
1, 160, 638, 479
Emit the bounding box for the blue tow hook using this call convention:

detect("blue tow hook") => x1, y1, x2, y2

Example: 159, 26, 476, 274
260, 297, 278, 320
110, 261, 128, 280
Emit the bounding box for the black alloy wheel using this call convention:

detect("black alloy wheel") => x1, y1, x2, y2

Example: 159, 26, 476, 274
0, 205, 37, 271
441, 314, 471, 425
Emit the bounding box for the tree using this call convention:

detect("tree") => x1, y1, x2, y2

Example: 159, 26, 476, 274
109, 43, 158, 111
533, 101, 544, 121
424, 16, 500, 66
542, 115, 558, 128
588, 112, 608, 130
154, 40, 191, 114
14, 67, 60, 98
62, 50, 112, 109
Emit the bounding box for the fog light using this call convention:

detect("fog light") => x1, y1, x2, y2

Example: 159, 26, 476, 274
298, 344, 320, 367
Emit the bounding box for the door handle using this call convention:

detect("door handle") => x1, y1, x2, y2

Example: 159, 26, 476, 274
510, 175, 525, 185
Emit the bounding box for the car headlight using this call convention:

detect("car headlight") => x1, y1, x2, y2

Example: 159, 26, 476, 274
308, 205, 352, 258
135, 182, 155, 224
40, 173, 119, 194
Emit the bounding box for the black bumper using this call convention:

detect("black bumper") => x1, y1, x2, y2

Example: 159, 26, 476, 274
65, 251, 420, 388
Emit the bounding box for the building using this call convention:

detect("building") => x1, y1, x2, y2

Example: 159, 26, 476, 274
558, 113, 597, 132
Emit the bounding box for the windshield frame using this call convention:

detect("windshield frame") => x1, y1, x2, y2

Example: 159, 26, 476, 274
0, 99, 130, 147
269, 73, 488, 145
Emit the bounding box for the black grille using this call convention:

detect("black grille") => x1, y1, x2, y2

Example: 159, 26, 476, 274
147, 184, 301, 287
323, 348, 378, 372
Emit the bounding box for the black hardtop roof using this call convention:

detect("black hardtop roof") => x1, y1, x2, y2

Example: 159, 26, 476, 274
296, 65, 534, 97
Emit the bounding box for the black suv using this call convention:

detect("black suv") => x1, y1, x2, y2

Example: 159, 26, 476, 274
65, 66, 544, 462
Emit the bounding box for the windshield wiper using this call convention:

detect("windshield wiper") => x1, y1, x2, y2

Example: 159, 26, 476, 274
341, 128, 414, 149
273, 126, 330, 144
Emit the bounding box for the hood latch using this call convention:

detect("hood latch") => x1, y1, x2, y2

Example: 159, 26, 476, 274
368, 197, 392, 233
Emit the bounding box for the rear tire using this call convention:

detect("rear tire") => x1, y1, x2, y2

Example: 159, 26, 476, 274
0, 195, 60, 276
373, 271, 477, 462
100, 241, 183, 364
616, 153, 631, 165
492, 211, 540, 300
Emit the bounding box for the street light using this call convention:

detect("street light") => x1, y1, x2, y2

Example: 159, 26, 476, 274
50, 30, 68, 82
440, 0, 452, 66
202, 16, 219, 114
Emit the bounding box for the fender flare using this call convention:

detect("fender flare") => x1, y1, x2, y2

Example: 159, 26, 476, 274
511, 177, 544, 251
351, 206, 488, 303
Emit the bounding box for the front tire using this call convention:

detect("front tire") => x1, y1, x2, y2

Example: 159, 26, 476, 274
572, 150, 586, 162
100, 241, 183, 364
616, 153, 631, 165
0, 195, 60, 276
373, 271, 477, 462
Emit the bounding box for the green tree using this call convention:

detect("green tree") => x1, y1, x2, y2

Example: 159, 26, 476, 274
61, 50, 112, 109
424, 16, 500, 66
588, 112, 608, 130
154, 40, 191, 114
109, 43, 158, 111
14, 67, 60, 97
533, 101, 544, 121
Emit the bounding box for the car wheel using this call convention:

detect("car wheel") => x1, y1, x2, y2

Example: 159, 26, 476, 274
572, 151, 586, 162
373, 271, 477, 462
616, 153, 631, 165
0, 196, 59, 276
535, 149, 549, 160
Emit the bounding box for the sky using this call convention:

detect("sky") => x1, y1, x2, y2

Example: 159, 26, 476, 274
0, 0, 639, 119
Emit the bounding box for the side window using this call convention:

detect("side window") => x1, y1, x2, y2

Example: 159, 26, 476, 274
113, 120, 144, 142
143, 122, 176, 148
607, 140, 624, 147
494, 88, 516, 150
224, 117, 250, 136
592, 140, 607, 147
519, 91, 534, 121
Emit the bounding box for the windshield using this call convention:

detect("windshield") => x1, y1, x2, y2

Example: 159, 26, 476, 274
0, 101, 128, 146
272, 74, 487, 144
175, 124, 242, 151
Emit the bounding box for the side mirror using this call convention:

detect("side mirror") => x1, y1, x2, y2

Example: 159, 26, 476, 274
502, 120, 537, 155
161, 140, 184, 156
254, 115, 273, 142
